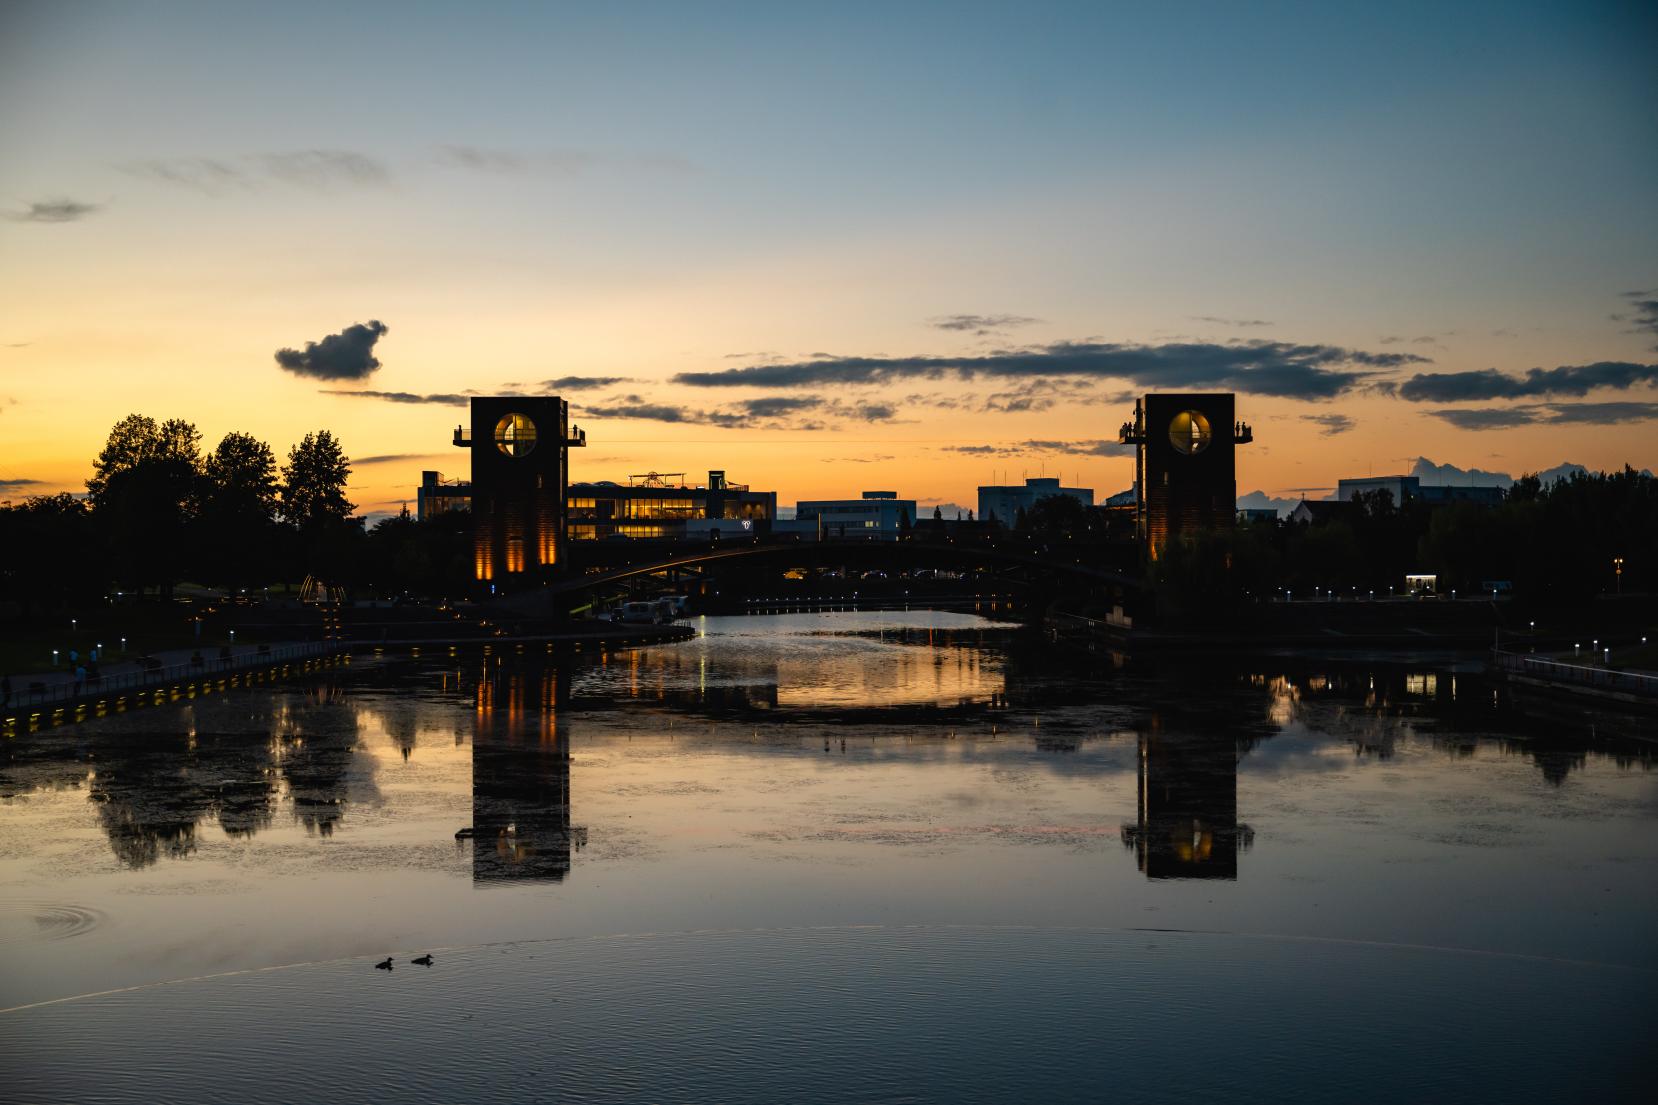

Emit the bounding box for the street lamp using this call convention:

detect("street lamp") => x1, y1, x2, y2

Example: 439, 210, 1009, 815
120, 637, 127, 652
1614, 556, 1624, 595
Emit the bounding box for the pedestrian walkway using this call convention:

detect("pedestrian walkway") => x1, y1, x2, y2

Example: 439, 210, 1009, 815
2, 641, 331, 713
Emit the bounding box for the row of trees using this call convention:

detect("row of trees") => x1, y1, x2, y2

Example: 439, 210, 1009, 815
1, 416, 356, 613
1155, 467, 1654, 610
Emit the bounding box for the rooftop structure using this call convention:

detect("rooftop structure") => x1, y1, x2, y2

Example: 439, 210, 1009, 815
567, 470, 775, 541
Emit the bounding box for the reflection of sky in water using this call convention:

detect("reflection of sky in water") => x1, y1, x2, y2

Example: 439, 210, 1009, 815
579, 611, 1017, 708
0, 610, 1655, 1092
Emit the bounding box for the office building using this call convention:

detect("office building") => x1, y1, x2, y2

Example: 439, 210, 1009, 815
793, 491, 916, 540
977, 477, 1093, 528
566, 470, 775, 541
416, 471, 471, 522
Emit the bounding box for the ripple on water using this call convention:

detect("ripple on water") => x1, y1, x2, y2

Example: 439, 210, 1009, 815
0, 925, 1649, 1104
0, 902, 106, 944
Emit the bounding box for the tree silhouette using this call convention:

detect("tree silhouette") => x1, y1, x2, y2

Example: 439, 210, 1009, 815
87, 414, 202, 594
281, 431, 354, 527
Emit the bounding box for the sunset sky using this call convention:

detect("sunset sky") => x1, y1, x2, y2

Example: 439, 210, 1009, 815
3, 1, 1655, 519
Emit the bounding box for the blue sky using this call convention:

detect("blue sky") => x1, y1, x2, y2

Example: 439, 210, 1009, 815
2, 1, 1655, 512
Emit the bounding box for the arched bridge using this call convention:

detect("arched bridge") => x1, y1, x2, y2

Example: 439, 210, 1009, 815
548, 538, 1141, 596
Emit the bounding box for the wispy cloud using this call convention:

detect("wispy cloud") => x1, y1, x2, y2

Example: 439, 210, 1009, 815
123, 149, 390, 194
673, 340, 1425, 399
941, 438, 1130, 458
324, 388, 468, 405
928, 314, 1042, 336
1301, 412, 1356, 435
540, 375, 632, 391
435, 145, 694, 176
353, 453, 447, 466
1190, 315, 1272, 328
4, 199, 102, 223
1398, 361, 1658, 401
576, 393, 900, 430
0, 477, 44, 494
276, 320, 389, 381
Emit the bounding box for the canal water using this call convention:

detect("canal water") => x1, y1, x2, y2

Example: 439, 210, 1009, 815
1, 610, 1654, 1102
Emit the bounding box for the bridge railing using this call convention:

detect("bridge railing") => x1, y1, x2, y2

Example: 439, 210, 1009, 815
1491, 649, 1658, 698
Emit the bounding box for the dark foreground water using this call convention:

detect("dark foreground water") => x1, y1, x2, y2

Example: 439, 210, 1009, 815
1, 611, 1654, 1102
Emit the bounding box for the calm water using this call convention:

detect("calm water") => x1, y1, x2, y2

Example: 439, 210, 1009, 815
2, 610, 1655, 1102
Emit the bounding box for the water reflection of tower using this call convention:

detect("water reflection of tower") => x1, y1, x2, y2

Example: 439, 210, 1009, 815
1122, 723, 1253, 880
471, 663, 587, 883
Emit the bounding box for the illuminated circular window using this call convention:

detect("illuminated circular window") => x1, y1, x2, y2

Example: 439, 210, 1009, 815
494, 413, 538, 457
1168, 410, 1212, 455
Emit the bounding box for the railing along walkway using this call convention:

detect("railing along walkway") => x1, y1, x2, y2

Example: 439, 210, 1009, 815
1492, 649, 1658, 699
4, 642, 336, 712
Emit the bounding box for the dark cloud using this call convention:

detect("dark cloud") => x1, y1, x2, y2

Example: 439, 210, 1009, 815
277, 320, 389, 381
672, 340, 1425, 399
322, 388, 467, 405
929, 314, 1042, 336
1191, 315, 1272, 328
353, 453, 445, 466
4, 199, 102, 223
540, 376, 631, 391
942, 445, 1004, 455
1617, 289, 1658, 350
1398, 361, 1658, 401
574, 393, 897, 431
1539, 401, 1658, 424
1424, 407, 1539, 430
1301, 413, 1356, 435
1423, 400, 1658, 431
1019, 438, 1133, 457
0, 477, 44, 494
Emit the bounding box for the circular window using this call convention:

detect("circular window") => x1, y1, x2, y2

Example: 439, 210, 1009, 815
1168, 410, 1212, 455
494, 413, 538, 457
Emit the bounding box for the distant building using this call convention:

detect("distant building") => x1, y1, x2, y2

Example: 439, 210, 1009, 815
793, 491, 916, 540
567, 470, 775, 541
455, 396, 586, 584
1119, 393, 1253, 559
1336, 475, 1418, 505
1288, 499, 1359, 525
1237, 507, 1278, 525
416, 471, 471, 522
1337, 475, 1505, 507
977, 478, 1093, 527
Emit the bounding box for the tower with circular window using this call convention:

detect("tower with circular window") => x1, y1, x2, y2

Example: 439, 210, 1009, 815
494, 413, 538, 457
1168, 410, 1212, 455
1120, 392, 1253, 561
